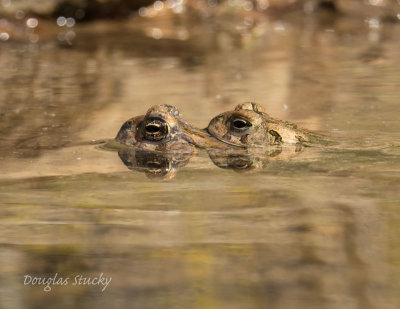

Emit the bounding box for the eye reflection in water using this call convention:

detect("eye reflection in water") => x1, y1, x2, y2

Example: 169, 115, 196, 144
117, 143, 305, 179
208, 149, 262, 172
207, 146, 295, 173
118, 147, 193, 180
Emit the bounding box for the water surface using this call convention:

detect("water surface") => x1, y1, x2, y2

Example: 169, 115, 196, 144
0, 10, 400, 309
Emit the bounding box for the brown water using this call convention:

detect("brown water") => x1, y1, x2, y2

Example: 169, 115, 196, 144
1, 10, 400, 309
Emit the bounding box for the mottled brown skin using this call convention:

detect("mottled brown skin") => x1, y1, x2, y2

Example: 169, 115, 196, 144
116, 104, 229, 152
207, 102, 321, 147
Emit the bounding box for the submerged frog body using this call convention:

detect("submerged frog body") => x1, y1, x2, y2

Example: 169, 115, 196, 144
116, 104, 226, 152
207, 102, 323, 147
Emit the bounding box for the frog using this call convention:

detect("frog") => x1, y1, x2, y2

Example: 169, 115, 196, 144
116, 104, 229, 153
206, 102, 324, 147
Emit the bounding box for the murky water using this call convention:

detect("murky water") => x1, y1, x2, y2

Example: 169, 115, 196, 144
1, 10, 400, 309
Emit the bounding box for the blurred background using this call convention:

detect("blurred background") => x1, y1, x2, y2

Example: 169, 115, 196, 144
1, 1, 400, 308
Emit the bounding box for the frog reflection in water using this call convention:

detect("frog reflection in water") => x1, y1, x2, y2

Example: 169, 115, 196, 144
118, 147, 191, 180
208, 147, 288, 173
207, 102, 323, 147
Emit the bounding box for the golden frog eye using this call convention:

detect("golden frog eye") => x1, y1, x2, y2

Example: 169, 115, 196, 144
231, 117, 252, 131
142, 118, 169, 141
145, 123, 161, 133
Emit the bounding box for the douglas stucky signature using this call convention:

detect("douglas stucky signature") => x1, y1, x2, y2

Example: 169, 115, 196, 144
23, 273, 112, 292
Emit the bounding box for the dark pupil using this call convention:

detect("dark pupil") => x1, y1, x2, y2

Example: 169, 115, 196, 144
147, 161, 162, 169
145, 124, 161, 133
233, 119, 250, 129
143, 119, 169, 141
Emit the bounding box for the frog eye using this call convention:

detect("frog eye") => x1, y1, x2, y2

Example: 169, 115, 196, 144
231, 117, 252, 131
145, 123, 161, 133
142, 118, 170, 141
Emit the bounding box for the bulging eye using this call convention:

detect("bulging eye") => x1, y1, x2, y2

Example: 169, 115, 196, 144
231, 117, 252, 131
142, 118, 169, 141
145, 123, 161, 133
